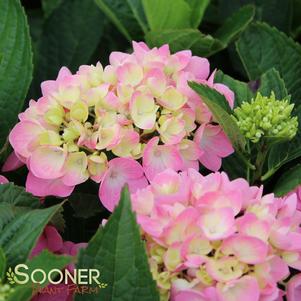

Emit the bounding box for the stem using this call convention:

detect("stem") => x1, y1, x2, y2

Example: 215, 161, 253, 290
261, 167, 278, 181
252, 142, 269, 184
246, 141, 251, 183
237, 151, 256, 171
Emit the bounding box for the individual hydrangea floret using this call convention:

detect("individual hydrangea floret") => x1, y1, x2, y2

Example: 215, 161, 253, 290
233, 92, 298, 143
8, 41, 234, 208
130, 168, 301, 301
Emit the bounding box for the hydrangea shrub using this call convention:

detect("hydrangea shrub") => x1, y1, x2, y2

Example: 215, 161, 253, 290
1, 1, 301, 301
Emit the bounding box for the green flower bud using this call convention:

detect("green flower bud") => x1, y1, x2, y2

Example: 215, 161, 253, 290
233, 92, 298, 143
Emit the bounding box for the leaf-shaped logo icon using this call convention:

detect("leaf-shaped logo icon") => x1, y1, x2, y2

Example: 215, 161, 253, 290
6, 267, 16, 284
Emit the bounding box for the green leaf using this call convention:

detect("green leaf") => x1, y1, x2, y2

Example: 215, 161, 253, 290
0, 184, 41, 231
215, 4, 255, 45
0, 0, 33, 149
25, 250, 71, 288
257, 0, 293, 33
0, 183, 40, 209
7, 286, 32, 301
145, 29, 224, 57
274, 164, 301, 196
236, 22, 301, 104
218, 0, 293, 34
189, 82, 232, 113
214, 70, 254, 107
95, 0, 147, 40
185, 0, 210, 28
258, 68, 288, 99
26, 8, 44, 44
0, 203, 63, 268
222, 153, 248, 180
142, 0, 191, 31
0, 204, 26, 232
292, 0, 301, 37
30, 0, 105, 98
49, 206, 65, 232
41, 0, 62, 18
0, 247, 6, 280
75, 187, 159, 301
145, 5, 254, 58
264, 106, 301, 180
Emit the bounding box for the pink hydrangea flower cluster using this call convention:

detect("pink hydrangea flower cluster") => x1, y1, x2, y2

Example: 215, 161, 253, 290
8, 42, 234, 209
31, 225, 86, 301
130, 169, 301, 301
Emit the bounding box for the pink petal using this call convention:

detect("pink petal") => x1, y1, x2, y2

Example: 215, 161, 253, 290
236, 213, 270, 242
173, 50, 192, 70
61, 152, 89, 186
199, 151, 222, 172
260, 287, 284, 301
158, 44, 170, 57
41, 80, 57, 97
131, 186, 154, 215
9, 121, 43, 158
136, 214, 164, 237
194, 124, 234, 171
2, 151, 24, 172
197, 124, 234, 157
99, 158, 148, 211
151, 169, 190, 204
207, 70, 216, 86
278, 193, 298, 219
171, 281, 218, 301
44, 225, 63, 253
60, 241, 74, 255
196, 190, 242, 216
214, 83, 235, 109
287, 274, 301, 301
31, 235, 47, 258
221, 235, 268, 264
173, 290, 209, 301
56, 66, 72, 81
163, 208, 200, 245
132, 41, 150, 61
29, 146, 67, 179
185, 56, 210, 80
26, 172, 74, 197
255, 255, 289, 284
70, 242, 87, 256
143, 137, 183, 181
217, 276, 260, 301
199, 207, 235, 240
109, 51, 131, 66
116, 62, 143, 86
0, 175, 8, 184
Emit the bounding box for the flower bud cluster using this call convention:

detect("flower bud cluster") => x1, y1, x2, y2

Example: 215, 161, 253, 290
234, 92, 298, 143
